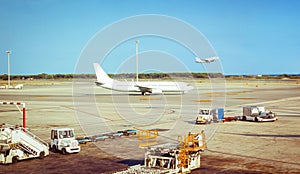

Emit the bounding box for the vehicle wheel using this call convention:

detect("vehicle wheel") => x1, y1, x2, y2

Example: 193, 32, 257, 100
242, 116, 246, 121
39, 151, 45, 159
52, 146, 57, 153
12, 156, 18, 164
62, 148, 67, 155
255, 117, 258, 122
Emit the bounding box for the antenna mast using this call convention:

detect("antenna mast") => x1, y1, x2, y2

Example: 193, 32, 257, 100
135, 40, 139, 82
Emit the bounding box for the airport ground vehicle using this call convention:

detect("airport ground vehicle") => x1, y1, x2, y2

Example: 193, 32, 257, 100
196, 109, 213, 124
242, 106, 278, 122
196, 108, 224, 124
115, 131, 207, 174
50, 128, 80, 154
0, 124, 49, 164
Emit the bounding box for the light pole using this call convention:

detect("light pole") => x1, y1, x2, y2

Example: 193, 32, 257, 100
6, 50, 11, 88
135, 40, 139, 82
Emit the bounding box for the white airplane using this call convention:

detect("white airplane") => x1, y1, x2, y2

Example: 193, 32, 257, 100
0, 84, 23, 89
93, 63, 194, 95
13, 84, 23, 89
195, 56, 219, 63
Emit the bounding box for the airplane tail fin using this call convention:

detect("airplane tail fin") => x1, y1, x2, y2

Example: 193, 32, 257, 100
93, 63, 113, 84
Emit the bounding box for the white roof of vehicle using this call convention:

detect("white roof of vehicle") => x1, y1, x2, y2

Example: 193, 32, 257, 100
51, 128, 74, 131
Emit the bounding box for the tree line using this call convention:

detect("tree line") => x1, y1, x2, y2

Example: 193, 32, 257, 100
0, 73, 299, 80
0, 72, 220, 80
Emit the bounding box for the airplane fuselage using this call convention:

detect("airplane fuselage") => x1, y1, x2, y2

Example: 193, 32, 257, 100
93, 63, 194, 95
95, 80, 193, 94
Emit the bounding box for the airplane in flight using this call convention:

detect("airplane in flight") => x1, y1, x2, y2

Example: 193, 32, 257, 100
195, 56, 219, 63
93, 63, 194, 95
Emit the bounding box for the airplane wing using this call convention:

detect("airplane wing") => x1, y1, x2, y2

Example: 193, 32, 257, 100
206, 56, 219, 62
134, 84, 163, 94
135, 84, 152, 93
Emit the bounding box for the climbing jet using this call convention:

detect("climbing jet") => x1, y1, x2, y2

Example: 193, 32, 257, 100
195, 56, 219, 63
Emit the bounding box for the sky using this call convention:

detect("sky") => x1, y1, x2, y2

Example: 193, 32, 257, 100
0, 0, 299, 75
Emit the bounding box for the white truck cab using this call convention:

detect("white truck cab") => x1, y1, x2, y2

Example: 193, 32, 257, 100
196, 109, 213, 124
50, 128, 80, 154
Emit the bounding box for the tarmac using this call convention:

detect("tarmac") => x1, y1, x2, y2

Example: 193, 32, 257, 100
0, 79, 299, 173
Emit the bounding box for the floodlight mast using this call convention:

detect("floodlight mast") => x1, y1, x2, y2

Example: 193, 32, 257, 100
6, 50, 11, 88
135, 40, 139, 82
